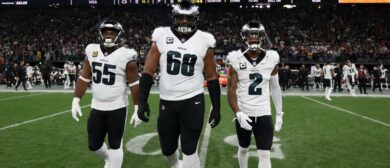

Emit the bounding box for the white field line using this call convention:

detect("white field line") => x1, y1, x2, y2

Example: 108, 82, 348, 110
0, 93, 50, 101
302, 96, 390, 128
0, 104, 91, 131
200, 106, 213, 168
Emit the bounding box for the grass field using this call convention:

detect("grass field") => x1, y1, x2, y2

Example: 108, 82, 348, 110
1, 92, 390, 168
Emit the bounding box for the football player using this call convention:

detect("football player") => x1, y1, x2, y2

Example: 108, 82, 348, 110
226, 21, 283, 168
14, 61, 27, 91
71, 20, 141, 168
342, 60, 358, 96
322, 63, 334, 100
25, 62, 34, 89
68, 62, 77, 89
63, 61, 71, 89
380, 64, 388, 90
313, 64, 323, 91
137, 1, 221, 168
372, 65, 382, 93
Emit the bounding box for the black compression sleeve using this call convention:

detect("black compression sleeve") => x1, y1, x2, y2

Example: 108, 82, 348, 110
207, 79, 221, 111
139, 73, 154, 105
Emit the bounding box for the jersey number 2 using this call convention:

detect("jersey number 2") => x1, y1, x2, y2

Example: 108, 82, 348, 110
249, 73, 263, 95
92, 62, 116, 85
167, 51, 197, 76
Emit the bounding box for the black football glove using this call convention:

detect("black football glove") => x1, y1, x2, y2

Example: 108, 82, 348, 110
208, 107, 220, 128
137, 102, 150, 122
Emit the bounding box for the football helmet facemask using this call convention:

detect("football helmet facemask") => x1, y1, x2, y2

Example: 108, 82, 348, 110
99, 20, 123, 48
171, 0, 199, 34
241, 21, 266, 52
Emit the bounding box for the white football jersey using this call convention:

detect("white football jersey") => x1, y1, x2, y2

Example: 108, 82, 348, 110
343, 64, 358, 77
313, 68, 321, 77
152, 27, 216, 101
323, 65, 333, 79
26, 66, 34, 77
85, 44, 137, 111
63, 63, 70, 75
227, 49, 280, 117
69, 64, 77, 75
381, 69, 387, 78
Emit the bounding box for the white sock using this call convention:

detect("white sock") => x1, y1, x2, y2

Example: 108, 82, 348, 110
165, 150, 181, 168
109, 148, 124, 168
327, 87, 333, 97
26, 81, 32, 88
324, 88, 329, 97
237, 146, 249, 168
94, 143, 109, 160
257, 150, 271, 168
182, 153, 200, 168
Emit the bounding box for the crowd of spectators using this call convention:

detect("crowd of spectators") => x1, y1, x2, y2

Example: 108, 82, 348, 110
0, 5, 389, 65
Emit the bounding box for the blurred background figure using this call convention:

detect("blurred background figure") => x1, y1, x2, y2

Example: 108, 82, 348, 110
372, 65, 382, 93
41, 60, 52, 89
333, 63, 343, 93
14, 61, 27, 91
380, 65, 388, 90
299, 64, 309, 91
357, 65, 368, 94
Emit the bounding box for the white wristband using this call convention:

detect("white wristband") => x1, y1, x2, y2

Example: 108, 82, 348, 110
78, 76, 91, 83
129, 80, 139, 88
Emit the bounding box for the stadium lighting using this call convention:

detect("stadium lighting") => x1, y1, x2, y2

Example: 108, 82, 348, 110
260, 5, 263, 8
267, 4, 271, 8
283, 4, 296, 9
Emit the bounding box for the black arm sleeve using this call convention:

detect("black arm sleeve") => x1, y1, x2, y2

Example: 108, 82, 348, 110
139, 73, 154, 105
207, 79, 221, 111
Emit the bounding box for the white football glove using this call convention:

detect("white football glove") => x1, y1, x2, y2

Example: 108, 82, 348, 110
274, 112, 284, 132
130, 105, 142, 128
71, 97, 83, 122
236, 112, 252, 131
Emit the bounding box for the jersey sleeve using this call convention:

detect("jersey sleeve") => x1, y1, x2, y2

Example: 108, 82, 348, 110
226, 51, 238, 71
126, 49, 138, 62
85, 44, 94, 62
151, 27, 165, 42
267, 50, 280, 64
203, 32, 216, 49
